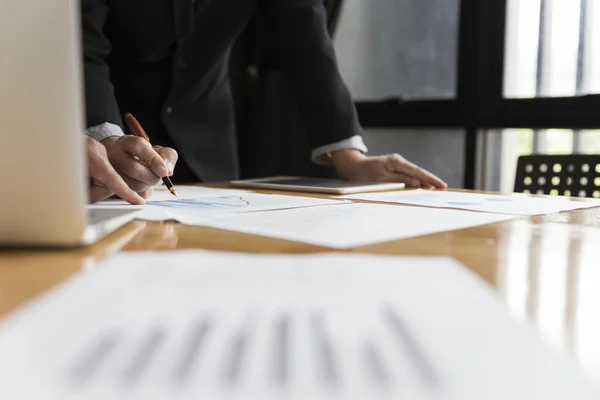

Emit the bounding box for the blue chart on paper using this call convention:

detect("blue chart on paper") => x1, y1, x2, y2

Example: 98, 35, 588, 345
147, 196, 252, 210
483, 197, 516, 202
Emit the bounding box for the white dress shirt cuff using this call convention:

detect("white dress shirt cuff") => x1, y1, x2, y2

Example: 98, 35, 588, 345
311, 135, 368, 166
85, 122, 125, 142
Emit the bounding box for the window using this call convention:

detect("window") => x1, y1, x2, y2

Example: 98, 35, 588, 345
479, 0, 600, 194
504, 0, 600, 98
332, 0, 600, 190
580, 130, 600, 153
334, 0, 460, 100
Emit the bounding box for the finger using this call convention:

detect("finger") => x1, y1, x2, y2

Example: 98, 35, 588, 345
96, 165, 145, 204
120, 174, 154, 193
155, 147, 179, 175
121, 136, 169, 177
138, 186, 155, 200
416, 168, 448, 189
89, 184, 114, 203
384, 154, 421, 186
88, 143, 145, 205
113, 154, 162, 186
386, 154, 447, 189
401, 174, 422, 188
385, 154, 416, 175
382, 171, 421, 187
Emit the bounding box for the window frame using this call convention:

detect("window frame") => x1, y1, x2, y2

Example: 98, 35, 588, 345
351, 0, 600, 189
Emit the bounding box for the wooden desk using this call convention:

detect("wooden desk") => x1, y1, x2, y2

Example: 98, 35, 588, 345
2, 187, 600, 381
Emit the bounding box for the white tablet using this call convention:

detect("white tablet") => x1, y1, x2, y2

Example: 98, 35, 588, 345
230, 176, 406, 195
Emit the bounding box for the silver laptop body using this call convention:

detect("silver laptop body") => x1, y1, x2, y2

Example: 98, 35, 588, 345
0, 0, 139, 246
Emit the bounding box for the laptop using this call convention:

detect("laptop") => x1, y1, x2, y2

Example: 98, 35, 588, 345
0, 0, 139, 246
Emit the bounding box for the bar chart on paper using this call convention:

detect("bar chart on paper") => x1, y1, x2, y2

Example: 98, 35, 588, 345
65, 307, 439, 399
0, 251, 597, 400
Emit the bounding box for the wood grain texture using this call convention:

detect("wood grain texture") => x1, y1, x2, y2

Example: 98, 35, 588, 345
2, 185, 600, 380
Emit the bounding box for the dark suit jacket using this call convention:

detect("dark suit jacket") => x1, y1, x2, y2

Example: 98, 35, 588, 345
81, 0, 362, 183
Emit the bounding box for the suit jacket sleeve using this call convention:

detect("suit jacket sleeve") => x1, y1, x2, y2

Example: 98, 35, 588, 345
259, 0, 363, 149
80, 0, 123, 129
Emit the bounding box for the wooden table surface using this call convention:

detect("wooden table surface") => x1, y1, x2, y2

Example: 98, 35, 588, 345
2, 186, 600, 382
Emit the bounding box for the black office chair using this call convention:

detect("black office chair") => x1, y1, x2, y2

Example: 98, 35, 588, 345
514, 154, 600, 198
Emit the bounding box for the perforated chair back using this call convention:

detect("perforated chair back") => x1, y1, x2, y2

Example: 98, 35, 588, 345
514, 155, 600, 198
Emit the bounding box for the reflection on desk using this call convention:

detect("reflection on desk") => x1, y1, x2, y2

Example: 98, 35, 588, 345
0, 221, 146, 317
495, 220, 600, 382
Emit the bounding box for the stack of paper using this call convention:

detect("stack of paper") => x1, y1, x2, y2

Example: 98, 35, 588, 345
0, 251, 596, 399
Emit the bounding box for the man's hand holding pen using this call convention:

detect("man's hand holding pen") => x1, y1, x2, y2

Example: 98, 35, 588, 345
99, 135, 178, 200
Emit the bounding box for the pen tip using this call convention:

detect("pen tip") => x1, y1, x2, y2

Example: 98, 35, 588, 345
169, 187, 179, 198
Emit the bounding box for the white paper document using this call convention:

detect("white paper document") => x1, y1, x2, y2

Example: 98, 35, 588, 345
341, 189, 600, 216
91, 185, 250, 206
182, 203, 517, 248
91, 191, 348, 222
0, 251, 596, 399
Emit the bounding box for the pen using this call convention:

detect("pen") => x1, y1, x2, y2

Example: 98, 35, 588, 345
124, 112, 179, 198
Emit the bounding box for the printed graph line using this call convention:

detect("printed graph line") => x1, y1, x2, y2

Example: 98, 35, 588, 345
364, 340, 390, 386
483, 197, 516, 202
222, 325, 249, 385
447, 202, 480, 206
69, 332, 120, 385
147, 196, 252, 209
172, 318, 213, 384
382, 307, 441, 388
273, 314, 291, 385
122, 327, 165, 385
310, 312, 339, 385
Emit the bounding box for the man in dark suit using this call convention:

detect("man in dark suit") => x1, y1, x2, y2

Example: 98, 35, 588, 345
82, 0, 447, 200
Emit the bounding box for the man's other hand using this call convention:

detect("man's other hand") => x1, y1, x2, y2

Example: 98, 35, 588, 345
331, 149, 448, 189
86, 136, 145, 204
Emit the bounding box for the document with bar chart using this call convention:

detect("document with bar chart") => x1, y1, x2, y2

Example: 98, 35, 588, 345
0, 251, 597, 400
